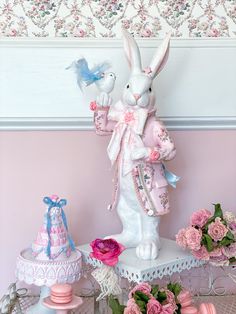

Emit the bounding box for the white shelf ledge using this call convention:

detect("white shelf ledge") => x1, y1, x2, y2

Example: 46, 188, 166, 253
78, 238, 204, 283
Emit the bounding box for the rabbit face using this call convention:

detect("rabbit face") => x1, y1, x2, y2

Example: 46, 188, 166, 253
122, 29, 171, 110
123, 73, 155, 109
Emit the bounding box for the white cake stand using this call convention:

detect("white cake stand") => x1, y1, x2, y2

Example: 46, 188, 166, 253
16, 248, 82, 314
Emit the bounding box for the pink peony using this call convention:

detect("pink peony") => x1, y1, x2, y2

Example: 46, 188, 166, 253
191, 245, 210, 260
185, 227, 202, 251
129, 282, 152, 299
177, 290, 192, 307
147, 298, 162, 314
208, 217, 228, 241
176, 228, 187, 249
124, 299, 142, 314
90, 238, 125, 266
190, 209, 212, 228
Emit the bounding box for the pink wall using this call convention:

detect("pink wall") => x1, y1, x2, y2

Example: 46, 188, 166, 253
1, 130, 236, 295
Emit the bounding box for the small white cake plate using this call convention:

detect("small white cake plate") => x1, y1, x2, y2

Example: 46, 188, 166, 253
16, 248, 82, 314
43, 295, 83, 314
79, 238, 205, 283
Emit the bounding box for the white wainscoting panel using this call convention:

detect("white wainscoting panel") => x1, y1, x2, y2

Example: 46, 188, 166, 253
0, 38, 236, 130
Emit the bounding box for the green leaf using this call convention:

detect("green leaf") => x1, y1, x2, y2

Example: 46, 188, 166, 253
229, 257, 236, 264
175, 303, 182, 314
151, 285, 159, 298
108, 295, 126, 314
157, 291, 167, 303
213, 203, 223, 219
134, 299, 146, 313
202, 234, 214, 252
134, 291, 150, 303
219, 237, 234, 247
226, 230, 235, 240
167, 282, 182, 297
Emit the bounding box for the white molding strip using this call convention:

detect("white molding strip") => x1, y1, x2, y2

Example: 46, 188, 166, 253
1, 37, 236, 48
1, 116, 236, 131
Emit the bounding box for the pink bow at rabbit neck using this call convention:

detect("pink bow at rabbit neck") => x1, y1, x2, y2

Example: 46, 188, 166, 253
107, 100, 151, 176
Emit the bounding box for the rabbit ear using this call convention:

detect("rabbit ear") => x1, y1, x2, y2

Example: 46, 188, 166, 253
122, 28, 142, 73
149, 32, 171, 79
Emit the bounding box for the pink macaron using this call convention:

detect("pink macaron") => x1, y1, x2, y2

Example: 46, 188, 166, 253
181, 305, 199, 314
50, 284, 73, 304
199, 303, 217, 314
178, 290, 193, 307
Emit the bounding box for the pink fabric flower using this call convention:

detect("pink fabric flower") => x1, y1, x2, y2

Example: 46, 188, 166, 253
176, 228, 187, 249
208, 217, 228, 241
147, 298, 162, 314
185, 227, 202, 251
124, 111, 135, 123
149, 149, 160, 162
90, 101, 97, 111
90, 238, 125, 266
191, 245, 210, 260
124, 299, 142, 314
129, 283, 152, 299
190, 208, 212, 228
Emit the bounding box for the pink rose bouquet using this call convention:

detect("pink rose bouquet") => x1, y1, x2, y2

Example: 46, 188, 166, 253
109, 282, 195, 314
176, 203, 236, 266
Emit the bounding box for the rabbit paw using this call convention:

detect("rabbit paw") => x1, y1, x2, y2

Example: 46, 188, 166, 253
136, 239, 160, 260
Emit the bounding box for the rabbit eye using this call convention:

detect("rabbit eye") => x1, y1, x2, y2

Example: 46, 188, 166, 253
149, 87, 152, 92
126, 84, 130, 89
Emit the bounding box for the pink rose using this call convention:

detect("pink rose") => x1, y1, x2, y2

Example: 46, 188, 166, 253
191, 245, 210, 260
209, 247, 223, 257
161, 289, 175, 306
190, 209, 212, 228
208, 217, 228, 241
90, 238, 125, 266
185, 227, 202, 251
222, 243, 236, 258
124, 299, 142, 314
210, 254, 229, 266
161, 303, 175, 314
176, 228, 187, 249
90, 101, 97, 111
147, 298, 162, 314
129, 282, 152, 299
177, 290, 192, 307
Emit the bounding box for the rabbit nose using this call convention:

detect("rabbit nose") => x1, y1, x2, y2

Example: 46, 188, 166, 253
133, 94, 141, 100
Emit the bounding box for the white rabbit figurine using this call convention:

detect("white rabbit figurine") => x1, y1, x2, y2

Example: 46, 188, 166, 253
93, 29, 177, 260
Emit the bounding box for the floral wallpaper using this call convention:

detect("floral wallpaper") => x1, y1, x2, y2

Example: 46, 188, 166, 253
0, 0, 236, 38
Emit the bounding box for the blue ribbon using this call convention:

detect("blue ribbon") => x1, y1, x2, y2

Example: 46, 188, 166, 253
43, 196, 75, 258
162, 164, 180, 188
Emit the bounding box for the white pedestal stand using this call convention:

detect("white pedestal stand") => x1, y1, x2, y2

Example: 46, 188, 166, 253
79, 238, 204, 283
16, 248, 82, 314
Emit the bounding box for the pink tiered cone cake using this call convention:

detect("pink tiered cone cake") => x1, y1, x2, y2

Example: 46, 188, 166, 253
32, 195, 75, 261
